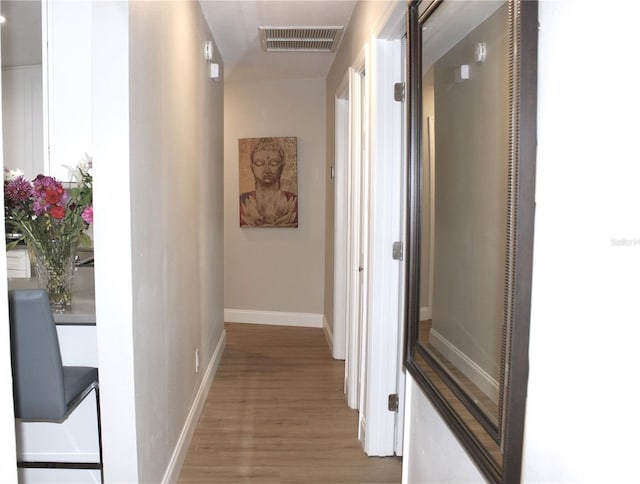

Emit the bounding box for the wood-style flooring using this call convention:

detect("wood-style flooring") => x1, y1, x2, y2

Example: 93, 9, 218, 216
179, 323, 402, 483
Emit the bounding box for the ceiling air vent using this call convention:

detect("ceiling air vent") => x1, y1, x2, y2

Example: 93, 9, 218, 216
259, 26, 344, 53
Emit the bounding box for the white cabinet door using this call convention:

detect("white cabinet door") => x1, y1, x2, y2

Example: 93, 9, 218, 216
1, 65, 44, 180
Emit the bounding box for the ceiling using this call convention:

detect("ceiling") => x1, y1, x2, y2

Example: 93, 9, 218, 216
0, 0, 41, 68
199, 0, 357, 83
0, 1, 357, 80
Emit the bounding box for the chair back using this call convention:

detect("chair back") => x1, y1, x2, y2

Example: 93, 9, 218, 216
8, 289, 68, 421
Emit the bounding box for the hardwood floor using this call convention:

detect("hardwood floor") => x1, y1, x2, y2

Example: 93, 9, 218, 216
179, 323, 402, 483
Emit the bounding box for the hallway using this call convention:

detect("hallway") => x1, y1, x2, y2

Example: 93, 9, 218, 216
179, 323, 402, 483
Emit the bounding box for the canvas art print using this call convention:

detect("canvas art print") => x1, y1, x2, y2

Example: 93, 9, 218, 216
238, 137, 298, 228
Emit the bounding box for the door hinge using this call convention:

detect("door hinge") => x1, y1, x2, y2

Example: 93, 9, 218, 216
394, 82, 405, 102
392, 241, 403, 261
388, 393, 399, 412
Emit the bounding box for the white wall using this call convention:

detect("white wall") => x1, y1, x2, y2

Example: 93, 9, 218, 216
403, 1, 640, 482
92, 2, 138, 482
46, 1, 92, 182
224, 78, 326, 317
0, 155, 17, 483
403, 378, 484, 484
0, 301, 17, 484
522, 0, 640, 481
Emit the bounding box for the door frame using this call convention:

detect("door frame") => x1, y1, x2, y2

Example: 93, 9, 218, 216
345, 62, 365, 410
332, 74, 349, 361
0, 23, 19, 481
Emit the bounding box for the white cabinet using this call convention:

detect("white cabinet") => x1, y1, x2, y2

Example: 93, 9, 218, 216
1, 65, 45, 180
6, 247, 31, 278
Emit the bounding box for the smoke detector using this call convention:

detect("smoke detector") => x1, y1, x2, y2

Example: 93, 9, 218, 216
259, 26, 344, 52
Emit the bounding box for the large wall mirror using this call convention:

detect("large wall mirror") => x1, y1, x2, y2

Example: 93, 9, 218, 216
404, 0, 537, 481
1, 0, 44, 181
1, 0, 92, 183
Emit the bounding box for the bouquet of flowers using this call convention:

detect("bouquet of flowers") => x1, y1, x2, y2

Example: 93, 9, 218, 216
4, 155, 93, 311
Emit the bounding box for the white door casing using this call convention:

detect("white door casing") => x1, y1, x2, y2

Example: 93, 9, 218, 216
358, 61, 370, 444
345, 64, 364, 410
332, 74, 349, 361
0, 20, 19, 482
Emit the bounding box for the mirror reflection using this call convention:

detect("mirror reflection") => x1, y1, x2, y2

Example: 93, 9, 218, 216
417, 0, 509, 429
1, 0, 44, 180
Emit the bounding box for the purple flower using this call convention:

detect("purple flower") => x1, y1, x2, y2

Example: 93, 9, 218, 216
4, 177, 32, 207
32, 175, 67, 215
81, 205, 93, 224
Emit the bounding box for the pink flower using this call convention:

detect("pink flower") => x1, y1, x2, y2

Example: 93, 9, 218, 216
81, 205, 93, 224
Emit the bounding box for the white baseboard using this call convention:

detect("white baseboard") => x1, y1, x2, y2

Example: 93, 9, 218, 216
162, 329, 227, 484
322, 315, 334, 354
419, 305, 431, 321
429, 329, 499, 403
224, 309, 323, 328
358, 416, 366, 449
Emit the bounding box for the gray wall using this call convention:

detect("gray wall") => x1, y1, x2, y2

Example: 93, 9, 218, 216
128, 2, 224, 481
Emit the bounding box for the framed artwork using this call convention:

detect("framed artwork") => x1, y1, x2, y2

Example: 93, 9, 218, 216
238, 136, 298, 228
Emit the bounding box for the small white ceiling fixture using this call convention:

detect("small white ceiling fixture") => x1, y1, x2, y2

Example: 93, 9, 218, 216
259, 26, 344, 53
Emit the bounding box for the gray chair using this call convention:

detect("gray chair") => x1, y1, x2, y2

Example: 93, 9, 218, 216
8, 288, 103, 480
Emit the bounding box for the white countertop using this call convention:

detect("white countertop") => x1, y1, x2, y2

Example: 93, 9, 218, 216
8, 267, 95, 324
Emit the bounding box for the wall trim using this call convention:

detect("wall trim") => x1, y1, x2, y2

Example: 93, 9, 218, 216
419, 306, 432, 321
224, 309, 323, 328
162, 329, 227, 484
429, 329, 499, 403
359, 415, 367, 448
322, 315, 335, 356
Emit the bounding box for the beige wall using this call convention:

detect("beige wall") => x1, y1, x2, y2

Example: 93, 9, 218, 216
431, 4, 508, 383
224, 78, 326, 314
128, 2, 225, 481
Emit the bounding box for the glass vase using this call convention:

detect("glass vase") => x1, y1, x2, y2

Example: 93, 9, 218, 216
27, 238, 77, 313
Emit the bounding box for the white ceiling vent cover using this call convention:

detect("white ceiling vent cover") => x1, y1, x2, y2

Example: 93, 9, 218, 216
259, 26, 344, 52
